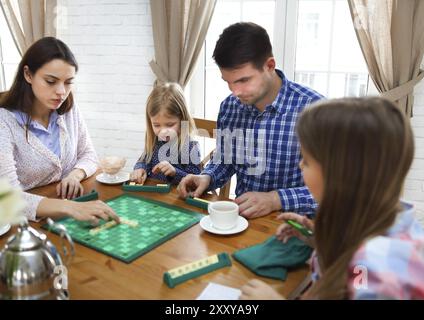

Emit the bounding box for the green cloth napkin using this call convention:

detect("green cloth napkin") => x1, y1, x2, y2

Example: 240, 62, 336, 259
232, 236, 313, 280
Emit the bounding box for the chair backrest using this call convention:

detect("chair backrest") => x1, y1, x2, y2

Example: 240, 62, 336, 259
193, 117, 231, 199
194, 118, 215, 138
193, 118, 215, 168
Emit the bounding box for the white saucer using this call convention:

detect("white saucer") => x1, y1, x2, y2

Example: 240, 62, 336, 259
96, 172, 130, 185
199, 216, 248, 235
0, 224, 11, 237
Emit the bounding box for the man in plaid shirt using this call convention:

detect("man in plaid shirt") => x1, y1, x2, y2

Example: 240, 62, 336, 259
178, 22, 323, 218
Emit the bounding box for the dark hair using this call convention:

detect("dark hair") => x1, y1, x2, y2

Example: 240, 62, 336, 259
0, 37, 78, 119
213, 22, 273, 69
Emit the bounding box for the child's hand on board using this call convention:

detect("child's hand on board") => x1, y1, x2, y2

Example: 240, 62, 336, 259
130, 168, 147, 185
276, 212, 315, 248
152, 161, 176, 177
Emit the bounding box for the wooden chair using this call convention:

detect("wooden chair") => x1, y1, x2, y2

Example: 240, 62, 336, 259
193, 118, 231, 200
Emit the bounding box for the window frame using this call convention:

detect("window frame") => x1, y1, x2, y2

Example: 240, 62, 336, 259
188, 0, 295, 119
0, 8, 20, 92
277, 0, 298, 81
188, 0, 373, 120
0, 33, 6, 91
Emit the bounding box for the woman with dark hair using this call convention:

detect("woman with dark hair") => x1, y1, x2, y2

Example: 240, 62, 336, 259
0, 37, 119, 224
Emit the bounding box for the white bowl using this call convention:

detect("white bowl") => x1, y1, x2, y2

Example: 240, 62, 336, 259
99, 156, 126, 175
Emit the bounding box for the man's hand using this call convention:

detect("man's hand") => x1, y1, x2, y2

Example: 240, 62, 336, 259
177, 174, 211, 198
235, 190, 281, 218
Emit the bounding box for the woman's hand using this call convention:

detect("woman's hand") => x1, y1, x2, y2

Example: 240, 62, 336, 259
62, 200, 120, 225
239, 279, 285, 300
130, 168, 147, 184
57, 169, 86, 199
276, 212, 315, 248
152, 161, 176, 177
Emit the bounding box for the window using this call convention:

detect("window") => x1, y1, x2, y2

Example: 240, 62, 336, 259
189, 0, 370, 120
188, 0, 279, 198
294, 0, 369, 98
188, 0, 370, 198
0, 9, 20, 91
190, 0, 277, 121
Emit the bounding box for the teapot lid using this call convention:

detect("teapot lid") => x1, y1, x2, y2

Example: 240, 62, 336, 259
5, 222, 44, 251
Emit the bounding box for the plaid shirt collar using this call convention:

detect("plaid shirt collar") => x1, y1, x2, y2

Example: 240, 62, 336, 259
239, 69, 288, 115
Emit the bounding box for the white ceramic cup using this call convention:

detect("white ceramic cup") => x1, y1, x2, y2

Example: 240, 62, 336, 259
208, 201, 239, 230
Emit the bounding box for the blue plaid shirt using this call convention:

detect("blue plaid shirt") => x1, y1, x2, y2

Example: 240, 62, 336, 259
202, 69, 324, 215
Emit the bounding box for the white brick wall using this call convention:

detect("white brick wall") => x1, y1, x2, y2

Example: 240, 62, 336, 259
57, 0, 155, 172
405, 59, 424, 225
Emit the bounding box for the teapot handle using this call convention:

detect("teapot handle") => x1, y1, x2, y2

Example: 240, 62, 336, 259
46, 218, 75, 266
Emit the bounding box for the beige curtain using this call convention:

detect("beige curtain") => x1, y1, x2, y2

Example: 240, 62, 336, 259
0, 0, 57, 56
149, 0, 216, 88
348, 0, 424, 116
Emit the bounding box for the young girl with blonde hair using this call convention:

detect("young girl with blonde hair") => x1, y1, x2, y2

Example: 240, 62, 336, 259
130, 83, 201, 185
240, 97, 424, 300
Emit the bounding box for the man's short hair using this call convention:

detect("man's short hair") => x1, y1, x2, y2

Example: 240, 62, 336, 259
213, 22, 273, 70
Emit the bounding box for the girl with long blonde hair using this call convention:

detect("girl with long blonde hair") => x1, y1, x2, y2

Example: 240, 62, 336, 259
130, 83, 201, 185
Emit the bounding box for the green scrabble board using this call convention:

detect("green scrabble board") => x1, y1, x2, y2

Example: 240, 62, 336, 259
43, 193, 204, 263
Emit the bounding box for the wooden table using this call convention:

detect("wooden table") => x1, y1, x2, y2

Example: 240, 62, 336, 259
0, 175, 309, 300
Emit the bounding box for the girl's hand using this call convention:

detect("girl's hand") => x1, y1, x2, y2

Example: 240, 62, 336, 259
152, 161, 176, 177
62, 200, 120, 226
276, 212, 315, 248
57, 171, 85, 199
130, 169, 147, 184
239, 279, 285, 300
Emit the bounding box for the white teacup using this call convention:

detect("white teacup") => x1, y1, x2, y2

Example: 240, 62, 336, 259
208, 201, 239, 230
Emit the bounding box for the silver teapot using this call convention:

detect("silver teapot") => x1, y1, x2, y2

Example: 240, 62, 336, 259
0, 219, 74, 300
